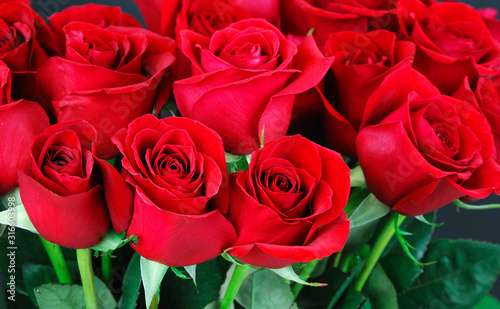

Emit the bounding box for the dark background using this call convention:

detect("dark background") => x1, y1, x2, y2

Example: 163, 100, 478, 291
31, 0, 500, 299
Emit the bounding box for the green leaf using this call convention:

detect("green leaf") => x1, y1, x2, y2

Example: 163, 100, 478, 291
385, 212, 436, 261
271, 266, 326, 287
140, 256, 169, 308
343, 188, 370, 218
350, 166, 366, 188
0, 227, 76, 304
162, 258, 227, 309
185, 265, 197, 286
380, 255, 423, 292
415, 215, 443, 227
1, 187, 22, 208
221, 251, 247, 266
23, 263, 58, 305
117, 253, 141, 309
203, 300, 223, 309
91, 230, 136, 256
367, 264, 398, 309
171, 267, 191, 280
0, 205, 37, 233
296, 257, 362, 309
336, 286, 369, 309
94, 277, 117, 309
235, 270, 295, 309
343, 218, 380, 256
35, 277, 116, 309
398, 240, 500, 309
35, 284, 84, 309
349, 194, 389, 229
225, 153, 249, 173
474, 294, 500, 309
394, 220, 428, 267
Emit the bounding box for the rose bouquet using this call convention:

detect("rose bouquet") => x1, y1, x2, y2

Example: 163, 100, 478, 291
1, 0, 500, 308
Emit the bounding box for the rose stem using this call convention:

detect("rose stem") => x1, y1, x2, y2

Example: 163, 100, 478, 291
332, 251, 342, 268
220, 264, 251, 309
291, 259, 320, 299
101, 254, 112, 285
339, 255, 354, 273
38, 236, 73, 284
77, 248, 98, 309
354, 212, 405, 291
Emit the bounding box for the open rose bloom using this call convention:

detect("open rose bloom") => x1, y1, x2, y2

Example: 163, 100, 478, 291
228, 135, 350, 268
1, 1, 500, 308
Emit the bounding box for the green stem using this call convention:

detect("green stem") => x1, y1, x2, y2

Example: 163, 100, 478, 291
291, 259, 319, 299
38, 236, 72, 284
339, 255, 353, 273
354, 213, 405, 291
454, 199, 500, 210
332, 251, 342, 268
101, 254, 112, 285
77, 249, 97, 309
220, 265, 250, 309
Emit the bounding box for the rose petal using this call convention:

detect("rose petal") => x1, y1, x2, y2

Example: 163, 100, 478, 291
127, 188, 236, 267
0, 100, 49, 195
19, 171, 109, 248
228, 212, 349, 268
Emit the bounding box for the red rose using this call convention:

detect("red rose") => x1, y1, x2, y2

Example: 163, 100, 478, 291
48, 4, 142, 53
236, 0, 279, 25
132, 0, 278, 38
398, 1, 500, 94
174, 0, 252, 39
0, 1, 58, 100
227, 135, 350, 269
322, 29, 415, 157
174, 19, 333, 155
49, 4, 142, 30
357, 68, 499, 216
0, 0, 30, 4
0, 61, 49, 195
280, 0, 398, 50
18, 121, 133, 248
453, 76, 500, 166
474, 78, 500, 165
37, 22, 176, 159
479, 8, 500, 44
112, 115, 236, 267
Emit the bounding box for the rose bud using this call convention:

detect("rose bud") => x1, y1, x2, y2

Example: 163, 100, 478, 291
398, 1, 500, 94
37, 22, 176, 159
280, 0, 400, 51
112, 115, 237, 267
0, 1, 59, 101
47, 4, 142, 53
132, 0, 279, 38
174, 18, 333, 155
322, 29, 415, 157
357, 67, 500, 216
18, 121, 133, 248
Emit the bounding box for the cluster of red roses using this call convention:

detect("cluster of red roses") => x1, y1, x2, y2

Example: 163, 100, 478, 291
0, 0, 499, 269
